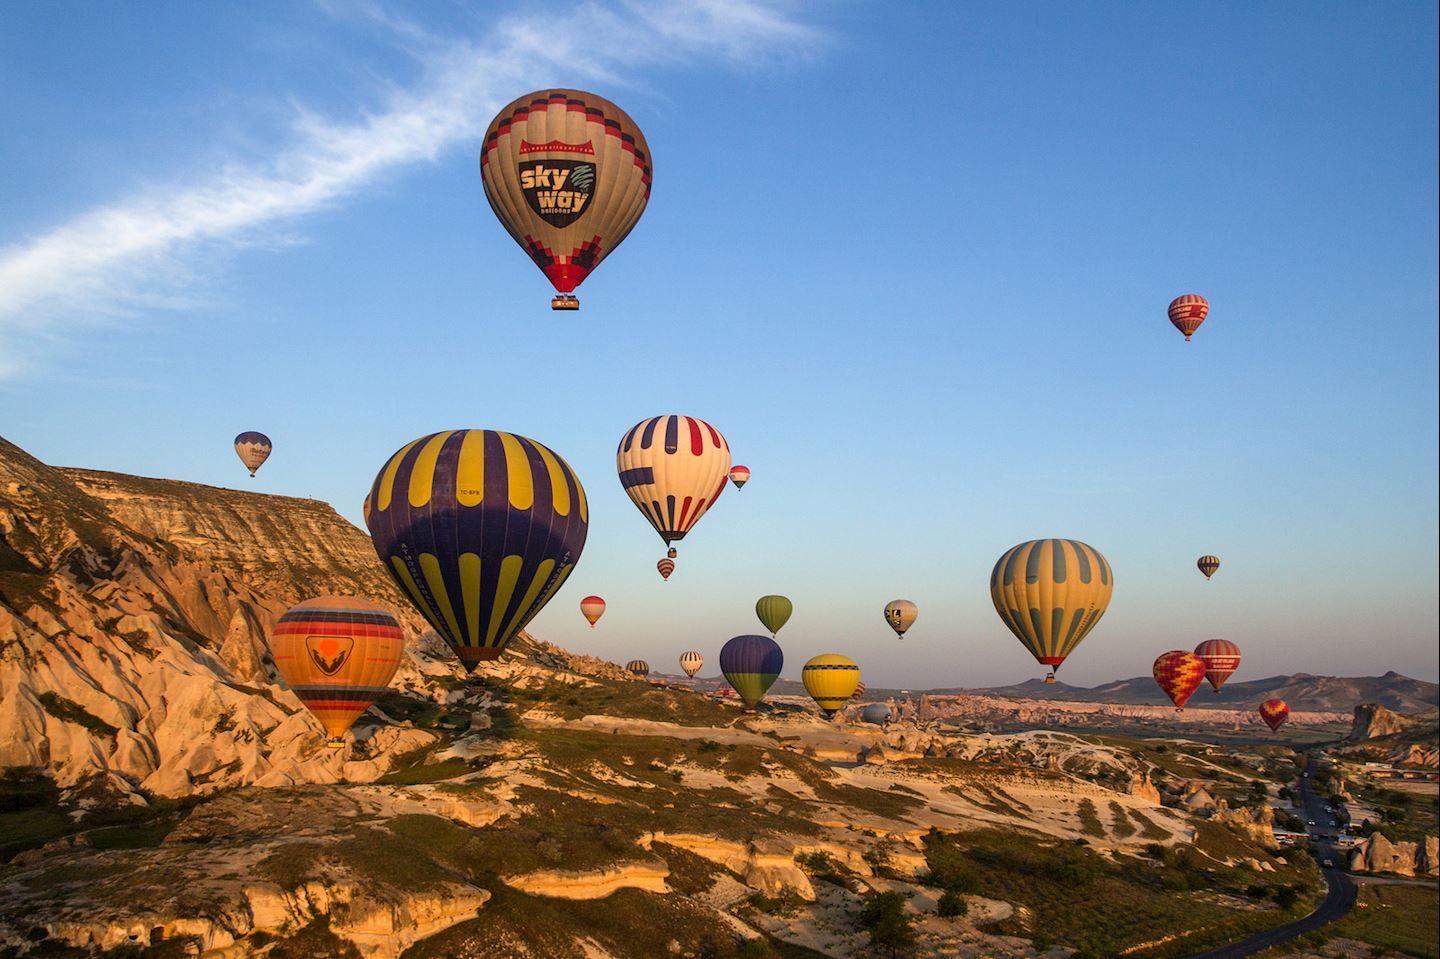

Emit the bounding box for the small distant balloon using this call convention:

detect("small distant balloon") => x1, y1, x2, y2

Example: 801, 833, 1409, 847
1153, 650, 1207, 711
851, 680, 867, 702
657, 558, 675, 581
1197, 555, 1220, 580
729, 465, 750, 490
1259, 698, 1290, 732
884, 600, 918, 639
1194, 639, 1241, 692
679, 650, 703, 678
626, 659, 650, 678
580, 595, 606, 628
1168, 294, 1210, 342
801, 654, 860, 719
755, 595, 793, 637
234, 431, 272, 477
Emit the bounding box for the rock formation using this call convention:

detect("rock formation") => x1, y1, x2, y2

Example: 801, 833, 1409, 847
1128, 768, 1162, 803
1348, 833, 1440, 877
1349, 703, 1415, 741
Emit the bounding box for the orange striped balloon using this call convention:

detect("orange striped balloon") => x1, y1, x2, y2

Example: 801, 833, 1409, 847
1197, 555, 1220, 580
1153, 650, 1207, 711
1168, 294, 1209, 341
269, 596, 404, 743
657, 558, 675, 581
580, 595, 606, 628
1194, 639, 1241, 692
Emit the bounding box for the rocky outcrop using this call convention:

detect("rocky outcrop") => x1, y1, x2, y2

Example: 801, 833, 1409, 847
1349, 703, 1415, 741
502, 860, 671, 899
1391, 743, 1439, 768
1348, 833, 1440, 877
645, 833, 818, 901
1128, 768, 1162, 803
1182, 787, 1217, 811
1212, 801, 1277, 850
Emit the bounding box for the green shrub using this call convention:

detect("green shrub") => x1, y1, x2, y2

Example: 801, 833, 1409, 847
937, 890, 968, 918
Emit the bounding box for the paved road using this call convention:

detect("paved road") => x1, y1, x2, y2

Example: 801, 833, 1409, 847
1186, 755, 1356, 959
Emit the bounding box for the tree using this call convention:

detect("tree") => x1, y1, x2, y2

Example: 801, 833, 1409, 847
857, 891, 917, 957
937, 890, 969, 918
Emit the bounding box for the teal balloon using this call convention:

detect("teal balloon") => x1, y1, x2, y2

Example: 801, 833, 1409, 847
755, 595, 793, 636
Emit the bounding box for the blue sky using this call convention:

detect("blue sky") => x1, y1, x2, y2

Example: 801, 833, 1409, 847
2, 1, 1436, 688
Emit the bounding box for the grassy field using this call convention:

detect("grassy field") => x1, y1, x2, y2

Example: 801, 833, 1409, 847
1330, 882, 1439, 958
922, 825, 1322, 958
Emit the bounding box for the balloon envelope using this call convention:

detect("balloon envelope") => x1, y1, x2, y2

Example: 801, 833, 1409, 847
719, 634, 783, 709
861, 703, 891, 725
729, 465, 750, 490
480, 89, 651, 297
626, 659, 649, 677
1197, 555, 1220, 580
679, 651, 703, 678
802, 654, 860, 718
1168, 294, 1210, 341
990, 539, 1113, 675
851, 680, 867, 702
234, 431, 272, 476
617, 415, 731, 549
657, 558, 675, 581
1259, 698, 1290, 732
269, 596, 404, 741
1153, 650, 1207, 710
755, 595, 793, 636
580, 595, 606, 627
366, 430, 588, 671
884, 600, 918, 639
1194, 639, 1241, 692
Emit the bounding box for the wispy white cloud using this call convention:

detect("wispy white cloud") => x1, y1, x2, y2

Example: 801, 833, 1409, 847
0, 0, 821, 377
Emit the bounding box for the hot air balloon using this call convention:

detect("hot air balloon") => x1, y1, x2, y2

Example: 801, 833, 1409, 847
234, 431, 272, 477
269, 596, 404, 746
851, 680, 867, 702
679, 651, 703, 678
802, 654, 860, 719
990, 539, 1113, 681
1168, 294, 1209, 342
1153, 650, 1207, 711
719, 634, 783, 711
1194, 639, 1241, 692
729, 465, 750, 490
580, 595, 606, 628
657, 558, 675, 581
1197, 555, 1220, 580
861, 703, 892, 725
617, 415, 731, 557
1259, 698, 1290, 732
626, 659, 650, 678
366, 430, 588, 672
480, 89, 651, 310
755, 595, 793, 637
884, 600, 918, 639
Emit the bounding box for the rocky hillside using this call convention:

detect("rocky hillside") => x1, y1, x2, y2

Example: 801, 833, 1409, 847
0, 434, 457, 798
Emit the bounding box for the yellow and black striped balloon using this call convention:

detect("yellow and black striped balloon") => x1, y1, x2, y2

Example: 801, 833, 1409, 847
990, 539, 1113, 673
366, 430, 588, 671
802, 654, 861, 718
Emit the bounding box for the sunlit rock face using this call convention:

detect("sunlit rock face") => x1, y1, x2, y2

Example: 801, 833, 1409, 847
0, 434, 458, 797
1349, 832, 1440, 877
1348, 703, 1414, 741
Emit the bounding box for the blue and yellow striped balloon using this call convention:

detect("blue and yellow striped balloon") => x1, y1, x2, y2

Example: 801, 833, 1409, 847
366, 430, 588, 671
989, 538, 1113, 677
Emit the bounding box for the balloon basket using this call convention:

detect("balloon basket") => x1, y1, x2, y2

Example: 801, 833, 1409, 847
326, 738, 346, 750
550, 295, 579, 311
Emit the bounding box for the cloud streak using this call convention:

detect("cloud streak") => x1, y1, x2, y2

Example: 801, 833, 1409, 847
0, 0, 819, 377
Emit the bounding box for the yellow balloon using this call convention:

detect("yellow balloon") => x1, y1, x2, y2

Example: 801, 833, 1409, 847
802, 654, 860, 718
990, 538, 1113, 678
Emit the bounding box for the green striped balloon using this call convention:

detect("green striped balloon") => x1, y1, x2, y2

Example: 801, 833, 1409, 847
755, 595, 793, 636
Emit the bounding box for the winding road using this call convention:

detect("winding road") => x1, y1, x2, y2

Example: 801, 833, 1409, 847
1187, 755, 1356, 959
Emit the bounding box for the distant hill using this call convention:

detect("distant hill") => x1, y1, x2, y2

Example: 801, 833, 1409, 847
949, 671, 1438, 713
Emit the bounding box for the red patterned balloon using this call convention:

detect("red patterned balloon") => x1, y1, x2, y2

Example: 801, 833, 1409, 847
656, 558, 675, 581
1194, 639, 1242, 692
1168, 294, 1210, 342
1153, 650, 1207, 710
1259, 698, 1290, 732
